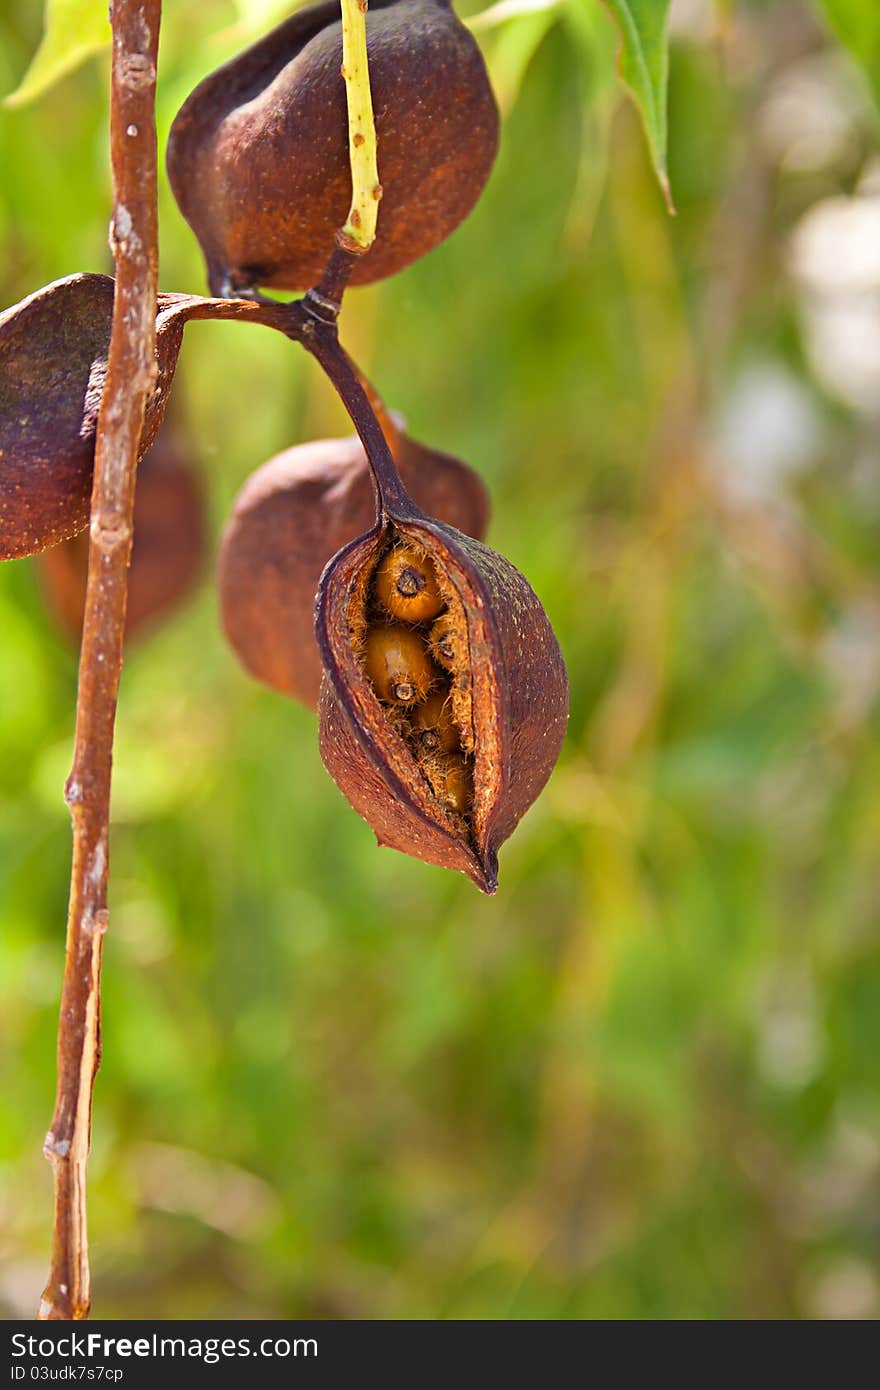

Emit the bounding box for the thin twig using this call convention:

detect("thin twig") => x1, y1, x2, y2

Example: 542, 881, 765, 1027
39, 0, 161, 1322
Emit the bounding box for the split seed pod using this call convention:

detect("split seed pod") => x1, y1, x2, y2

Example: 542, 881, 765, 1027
316, 455, 568, 894
0, 275, 187, 561
38, 425, 205, 643
217, 430, 489, 707
166, 0, 499, 294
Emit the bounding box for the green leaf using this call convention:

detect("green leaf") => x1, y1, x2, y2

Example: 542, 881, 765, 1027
601, 0, 673, 210
3, 0, 109, 109
815, 0, 880, 105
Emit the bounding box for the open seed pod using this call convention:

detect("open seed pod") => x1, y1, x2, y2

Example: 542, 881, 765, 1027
38, 424, 205, 643
218, 430, 489, 707
0, 275, 187, 560
166, 0, 499, 295
316, 469, 568, 894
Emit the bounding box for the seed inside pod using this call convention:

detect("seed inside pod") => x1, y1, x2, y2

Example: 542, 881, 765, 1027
428, 613, 459, 670
374, 544, 444, 623
411, 687, 461, 755
363, 624, 437, 705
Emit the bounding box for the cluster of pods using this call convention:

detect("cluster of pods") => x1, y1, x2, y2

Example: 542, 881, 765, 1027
0, 0, 568, 892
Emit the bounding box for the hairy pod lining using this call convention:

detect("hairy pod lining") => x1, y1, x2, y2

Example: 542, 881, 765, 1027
348, 525, 477, 841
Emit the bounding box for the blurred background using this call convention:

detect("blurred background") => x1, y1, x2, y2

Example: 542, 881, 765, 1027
1, 0, 879, 1319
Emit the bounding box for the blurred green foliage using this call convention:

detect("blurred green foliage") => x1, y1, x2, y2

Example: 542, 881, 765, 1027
2, 0, 880, 1320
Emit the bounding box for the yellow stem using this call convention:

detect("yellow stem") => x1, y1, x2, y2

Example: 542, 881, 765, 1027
340, 0, 382, 251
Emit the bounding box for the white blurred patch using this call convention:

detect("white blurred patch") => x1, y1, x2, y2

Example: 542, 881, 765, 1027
710, 363, 821, 506
0, 1260, 49, 1318
801, 1256, 880, 1320
755, 970, 824, 1091
135, 1143, 281, 1238
758, 55, 862, 174
792, 194, 880, 292
820, 598, 880, 726
790, 193, 880, 413
669, 0, 714, 40
796, 1108, 880, 1234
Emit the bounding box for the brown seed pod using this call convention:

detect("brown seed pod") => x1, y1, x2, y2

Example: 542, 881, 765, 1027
374, 543, 444, 623
37, 425, 205, 643
363, 624, 437, 704
166, 0, 499, 295
0, 274, 186, 561
217, 431, 490, 707
317, 494, 569, 894
411, 687, 461, 754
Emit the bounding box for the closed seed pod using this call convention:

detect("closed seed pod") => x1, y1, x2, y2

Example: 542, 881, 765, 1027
37, 425, 204, 643
316, 492, 569, 894
166, 0, 499, 295
217, 430, 490, 707
0, 275, 187, 561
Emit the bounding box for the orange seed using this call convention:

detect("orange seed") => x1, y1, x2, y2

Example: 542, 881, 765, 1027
363, 624, 436, 704
375, 545, 445, 623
